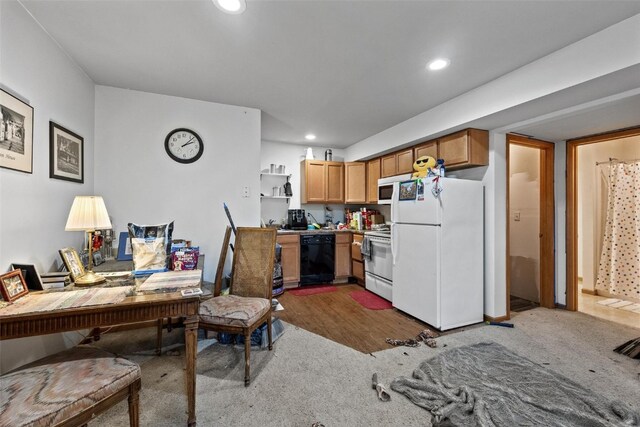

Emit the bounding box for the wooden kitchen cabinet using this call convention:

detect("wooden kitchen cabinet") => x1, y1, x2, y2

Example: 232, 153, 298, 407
414, 139, 438, 160
334, 233, 352, 281
344, 162, 367, 204
366, 158, 381, 203
380, 148, 414, 177
351, 233, 365, 285
276, 234, 300, 288
439, 129, 488, 170
301, 160, 345, 203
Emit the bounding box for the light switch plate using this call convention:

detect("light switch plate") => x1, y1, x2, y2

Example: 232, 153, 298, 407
514, 212, 521, 221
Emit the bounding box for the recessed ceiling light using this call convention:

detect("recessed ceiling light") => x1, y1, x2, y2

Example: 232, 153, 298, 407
305, 134, 316, 141
427, 58, 450, 71
213, 0, 246, 14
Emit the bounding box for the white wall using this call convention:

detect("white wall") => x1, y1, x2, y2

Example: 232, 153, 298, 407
94, 86, 261, 282
0, 0, 96, 373
509, 145, 541, 302
577, 135, 640, 291
259, 141, 346, 226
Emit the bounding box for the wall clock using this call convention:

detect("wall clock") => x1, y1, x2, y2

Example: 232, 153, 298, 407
164, 128, 204, 164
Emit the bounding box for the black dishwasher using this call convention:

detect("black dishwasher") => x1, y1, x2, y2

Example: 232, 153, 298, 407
300, 234, 335, 285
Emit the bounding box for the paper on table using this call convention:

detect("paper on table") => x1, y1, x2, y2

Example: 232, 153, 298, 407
139, 270, 202, 291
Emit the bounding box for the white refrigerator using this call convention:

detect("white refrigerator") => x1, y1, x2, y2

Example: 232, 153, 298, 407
391, 177, 484, 330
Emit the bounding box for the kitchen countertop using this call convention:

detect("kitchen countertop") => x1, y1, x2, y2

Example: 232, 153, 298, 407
276, 229, 365, 235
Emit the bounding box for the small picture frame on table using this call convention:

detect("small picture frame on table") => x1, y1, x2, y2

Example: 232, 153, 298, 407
49, 121, 84, 183
117, 231, 133, 261
59, 247, 86, 281
10, 263, 43, 290
0, 270, 29, 302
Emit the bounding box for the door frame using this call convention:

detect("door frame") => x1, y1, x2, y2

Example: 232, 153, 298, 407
565, 126, 640, 311
506, 134, 556, 316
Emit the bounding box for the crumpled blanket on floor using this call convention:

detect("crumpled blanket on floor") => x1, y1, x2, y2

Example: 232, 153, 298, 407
391, 342, 639, 427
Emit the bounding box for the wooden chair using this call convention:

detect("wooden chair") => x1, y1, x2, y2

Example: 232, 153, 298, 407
199, 226, 276, 386
0, 346, 141, 426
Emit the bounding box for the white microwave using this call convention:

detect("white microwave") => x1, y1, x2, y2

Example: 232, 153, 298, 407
377, 174, 411, 205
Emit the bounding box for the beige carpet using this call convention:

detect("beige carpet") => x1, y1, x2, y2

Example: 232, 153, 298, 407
93, 308, 640, 426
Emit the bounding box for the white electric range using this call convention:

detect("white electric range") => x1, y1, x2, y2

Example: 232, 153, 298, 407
363, 230, 392, 301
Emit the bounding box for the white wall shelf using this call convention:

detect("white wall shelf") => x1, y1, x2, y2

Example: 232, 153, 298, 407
260, 173, 292, 178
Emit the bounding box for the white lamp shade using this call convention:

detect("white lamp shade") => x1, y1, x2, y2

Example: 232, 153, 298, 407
65, 196, 112, 231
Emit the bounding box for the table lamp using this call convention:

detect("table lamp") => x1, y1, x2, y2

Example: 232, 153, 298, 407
65, 196, 112, 286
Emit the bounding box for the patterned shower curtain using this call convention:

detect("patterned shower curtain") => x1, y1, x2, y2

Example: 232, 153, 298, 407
595, 161, 640, 301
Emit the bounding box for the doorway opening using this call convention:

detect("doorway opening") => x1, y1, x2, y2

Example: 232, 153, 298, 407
566, 127, 640, 327
506, 134, 555, 316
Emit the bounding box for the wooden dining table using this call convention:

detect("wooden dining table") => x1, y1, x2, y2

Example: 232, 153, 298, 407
0, 280, 202, 426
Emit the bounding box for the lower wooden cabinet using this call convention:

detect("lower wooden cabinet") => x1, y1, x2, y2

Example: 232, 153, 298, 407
277, 234, 300, 288
334, 233, 352, 280
351, 233, 365, 285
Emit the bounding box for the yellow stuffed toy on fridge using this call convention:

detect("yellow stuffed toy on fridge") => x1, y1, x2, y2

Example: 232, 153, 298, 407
412, 155, 437, 179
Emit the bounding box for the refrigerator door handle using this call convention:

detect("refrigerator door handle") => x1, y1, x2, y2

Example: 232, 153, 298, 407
391, 223, 397, 265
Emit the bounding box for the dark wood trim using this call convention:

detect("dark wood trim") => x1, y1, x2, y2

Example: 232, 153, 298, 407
565, 125, 640, 312
484, 314, 510, 323
506, 134, 556, 314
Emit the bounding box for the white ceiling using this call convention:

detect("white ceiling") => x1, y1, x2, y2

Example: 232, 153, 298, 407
20, 0, 640, 148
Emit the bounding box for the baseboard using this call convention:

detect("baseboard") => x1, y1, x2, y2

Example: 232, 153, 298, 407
581, 288, 597, 295
484, 314, 510, 322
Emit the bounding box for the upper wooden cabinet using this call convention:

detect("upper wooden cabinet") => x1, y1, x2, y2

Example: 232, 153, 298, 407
414, 140, 438, 160
344, 162, 367, 204
381, 148, 414, 178
439, 129, 489, 170
301, 160, 345, 204
366, 158, 381, 203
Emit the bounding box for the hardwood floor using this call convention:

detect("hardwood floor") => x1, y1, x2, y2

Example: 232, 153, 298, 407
276, 284, 428, 353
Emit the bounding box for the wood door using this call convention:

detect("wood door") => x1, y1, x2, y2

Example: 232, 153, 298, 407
351, 233, 363, 261
506, 134, 555, 315
414, 140, 438, 160
326, 162, 344, 203
439, 130, 469, 166
303, 160, 326, 203
352, 260, 364, 281
366, 158, 381, 203
396, 148, 414, 174
345, 162, 366, 204
334, 233, 352, 279
381, 154, 396, 177
565, 127, 640, 311
277, 234, 300, 286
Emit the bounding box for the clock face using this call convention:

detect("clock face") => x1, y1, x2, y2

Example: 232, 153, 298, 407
164, 128, 204, 164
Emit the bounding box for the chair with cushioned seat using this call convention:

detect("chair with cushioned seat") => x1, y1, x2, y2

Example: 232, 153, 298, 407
0, 345, 141, 427
199, 226, 276, 386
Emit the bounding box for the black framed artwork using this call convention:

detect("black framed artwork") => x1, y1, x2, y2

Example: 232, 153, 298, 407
0, 89, 34, 174
49, 121, 84, 183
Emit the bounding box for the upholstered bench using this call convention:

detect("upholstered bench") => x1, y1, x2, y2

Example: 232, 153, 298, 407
0, 346, 141, 427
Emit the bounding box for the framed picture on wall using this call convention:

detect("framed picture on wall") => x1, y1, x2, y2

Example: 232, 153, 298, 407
0, 88, 34, 174
49, 121, 84, 183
